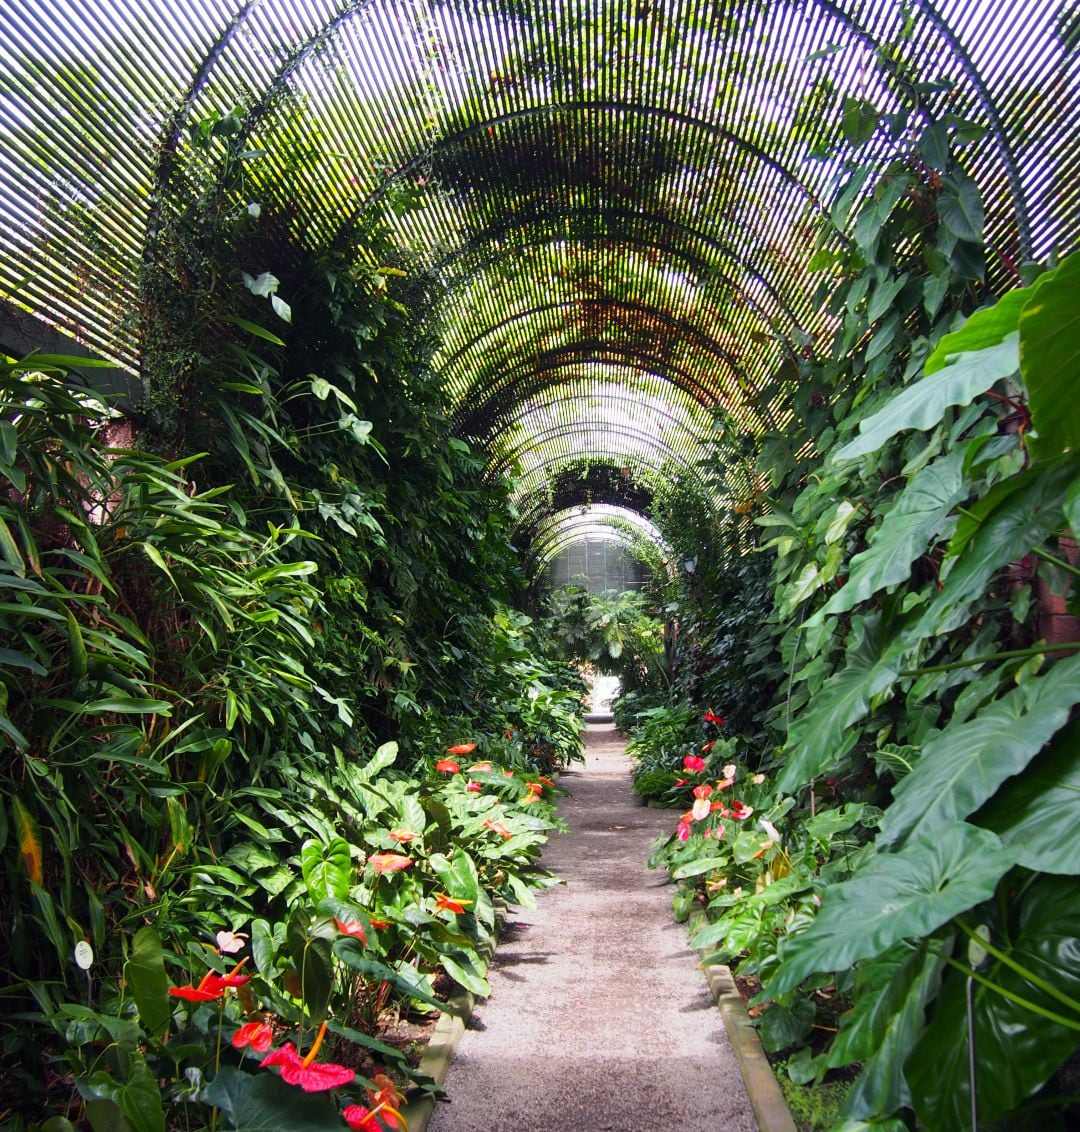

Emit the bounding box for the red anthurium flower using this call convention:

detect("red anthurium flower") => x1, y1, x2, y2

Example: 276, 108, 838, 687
435, 758, 460, 773
370, 918, 389, 930
525, 781, 543, 794
692, 783, 713, 799
505, 727, 513, 740
674, 777, 688, 787
369, 853, 413, 874
446, 742, 477, 755
704, 710, 724, 725
710, 800, 728, 814
435, 892, 472, 914
169, 962, 249, 1002
538, 776, 556, 789
260, 1022, 354, 1092
333, 918, 367, 945
344, 1106, 382, 1131
483, 818, 512, 839
682, 755, 706, 772
231, 1021, 273, 1053
466, 780, 482, 793
469, 760, 494, 773
676, 820, 692, 843
730, 800, 754, 820
388, 828, 417, 842
701, 741, 715, 752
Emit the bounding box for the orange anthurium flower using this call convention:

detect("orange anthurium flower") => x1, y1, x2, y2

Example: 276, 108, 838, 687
692, 784, 713, 799
525, 781, 543, 794
483, 819, 512, 839
370, 918, 389, 930
446, 742, 477, 755
469, 760, 494, 773
388, 828, 417, 842
435, 758, 460, 773
231, 1021, 274, 1053
334, 918, 367, 945
260, 1022, 354, 1092
435, 892, 472, 914
369, 853, 413, 874
538, 776, 556, 789
520, 791, 540, 805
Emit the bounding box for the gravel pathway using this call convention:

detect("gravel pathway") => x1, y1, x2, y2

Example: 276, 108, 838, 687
428, 723, 758, 1132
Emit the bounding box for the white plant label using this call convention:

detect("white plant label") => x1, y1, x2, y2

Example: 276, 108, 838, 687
74, 941, 94, 970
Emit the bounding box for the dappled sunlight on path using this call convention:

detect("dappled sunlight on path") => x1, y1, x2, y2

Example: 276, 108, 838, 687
428, 723, 757, 1132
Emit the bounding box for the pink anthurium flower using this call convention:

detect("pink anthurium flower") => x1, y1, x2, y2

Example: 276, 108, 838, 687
730, 800, 753, 820
676, 820, 692, 843
369, 853, 413, 874
483, 818, 512, 839
260, 1021, 354, 1092
388, 828, 417, 842
469, 760, 494, 773
466, 780, 482, 793
216, 930, 248, 954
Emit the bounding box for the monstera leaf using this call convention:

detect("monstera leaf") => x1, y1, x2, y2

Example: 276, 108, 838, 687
767, 823, 1015, 997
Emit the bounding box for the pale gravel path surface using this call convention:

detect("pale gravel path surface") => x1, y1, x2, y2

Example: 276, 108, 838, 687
428, 723, 758, 1132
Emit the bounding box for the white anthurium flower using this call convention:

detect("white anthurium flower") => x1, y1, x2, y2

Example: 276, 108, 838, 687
723, 764, 737, 780
691, 797, 711, 821
760, 819, 781, 844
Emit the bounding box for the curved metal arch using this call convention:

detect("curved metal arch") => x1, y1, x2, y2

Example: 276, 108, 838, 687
489, 419, 697, 480
457, 356, 723, 441
506, 446, 678, 502
514, 474, 656, 533
431, 208, 803, 331
344, 96, 833, 229
525, 505, 668, 570
436, 297, 753, 401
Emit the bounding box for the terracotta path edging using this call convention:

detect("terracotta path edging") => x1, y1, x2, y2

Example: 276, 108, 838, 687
687, 908, 798, 1132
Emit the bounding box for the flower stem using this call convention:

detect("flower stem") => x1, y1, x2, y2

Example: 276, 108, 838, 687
934, 952, 1080, 1031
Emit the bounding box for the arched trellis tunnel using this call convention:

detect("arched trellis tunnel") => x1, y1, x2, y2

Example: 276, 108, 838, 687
2, 4, 1080, 1129
1, 0, 1074, 579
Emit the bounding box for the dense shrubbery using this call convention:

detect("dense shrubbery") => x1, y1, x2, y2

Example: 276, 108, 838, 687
0, 115, 584, 1128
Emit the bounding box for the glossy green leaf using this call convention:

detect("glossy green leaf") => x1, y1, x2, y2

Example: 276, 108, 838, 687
757, 996, 815, 1052
300, 837, 352, 902
203, 1066, 344, 1131
776, 615, 904, 793
833, 336, 1018, 461
768, 823, 1016, 996
428, 846, 480, 904
978, 719, 1080, 874
81, 1058, 165, 1132
76, 696, 172, 716
827, 943, 943, 1119
906, 876, 1080, 1131
123, 927, 170, 1039
817, 444, 967, 618
285, 912, 333, 1023
938, 169, 984, 243
333, 940, 441, 1007
1020, 251, 1080, 459
924, 281, 1048, 374
441, 950, 491, 996
880, 653, 1080, 849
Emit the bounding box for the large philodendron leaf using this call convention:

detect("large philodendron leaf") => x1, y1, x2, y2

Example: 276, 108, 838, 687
906, 875, 1080, 1131
1020, 252, 1080, 460
427, 846, 480, 905
766, 823, 1016, 997
977, 719, 1080, 874
913, 455, 1077, 640
203, 1066, 345, 1131
285, 912, 333, 1022
300, 837, 352, 903
815, 444, 968, 620
833, 336, 1019, 461
825, 943, 944, 1120
123, 927, 171, 1039
776, 614, 905, 793
878, 652, 1080, 850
